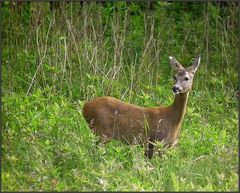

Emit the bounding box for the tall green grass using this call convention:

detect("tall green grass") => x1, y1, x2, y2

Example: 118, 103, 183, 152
2, 2, 239, 191
2, 87, 238, 191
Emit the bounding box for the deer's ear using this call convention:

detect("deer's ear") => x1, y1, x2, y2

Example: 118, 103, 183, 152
169, 56, 184, 71
187, 56, 200, 74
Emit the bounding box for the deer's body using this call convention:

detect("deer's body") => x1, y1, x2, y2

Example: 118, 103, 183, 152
83, 93, 188, 145
83, 56, 200, 158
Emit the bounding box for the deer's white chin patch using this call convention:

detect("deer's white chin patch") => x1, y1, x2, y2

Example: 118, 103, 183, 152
173, 91, 180, 95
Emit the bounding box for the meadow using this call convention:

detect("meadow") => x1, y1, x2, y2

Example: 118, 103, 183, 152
2, 2, 239, 191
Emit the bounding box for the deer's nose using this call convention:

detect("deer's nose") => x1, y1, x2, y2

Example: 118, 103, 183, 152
172, 86, 179, 93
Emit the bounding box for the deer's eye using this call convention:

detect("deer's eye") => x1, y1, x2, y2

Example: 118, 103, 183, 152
184, 77, 189, 81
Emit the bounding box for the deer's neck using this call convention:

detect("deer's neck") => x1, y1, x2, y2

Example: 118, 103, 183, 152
170, 92, 189, 127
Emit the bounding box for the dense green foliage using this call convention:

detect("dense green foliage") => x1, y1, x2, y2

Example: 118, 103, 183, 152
2, 2, 239, 191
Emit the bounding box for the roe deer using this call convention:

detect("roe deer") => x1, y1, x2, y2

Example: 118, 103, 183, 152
83, 56, 200, 158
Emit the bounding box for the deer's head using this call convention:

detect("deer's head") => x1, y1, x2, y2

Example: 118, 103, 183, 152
169, 56, 200, 94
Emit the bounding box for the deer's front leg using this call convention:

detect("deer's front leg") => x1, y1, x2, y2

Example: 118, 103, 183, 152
144, 140, 154, 159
